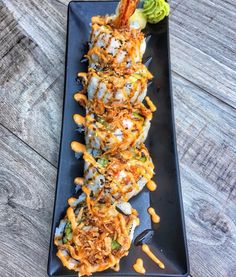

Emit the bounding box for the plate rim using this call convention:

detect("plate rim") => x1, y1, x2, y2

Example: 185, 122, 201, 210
47, 1, 190, 276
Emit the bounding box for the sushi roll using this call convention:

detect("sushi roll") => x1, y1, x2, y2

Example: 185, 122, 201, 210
55, 0, 160, 275
82, 144, 154, 202
54, 200, 139, 276
87, 15, 146, 73
85, 101, 153, 152
78, 65, 152, 104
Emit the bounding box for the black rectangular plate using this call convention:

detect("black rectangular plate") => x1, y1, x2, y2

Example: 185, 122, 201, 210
48, 1, 189, 276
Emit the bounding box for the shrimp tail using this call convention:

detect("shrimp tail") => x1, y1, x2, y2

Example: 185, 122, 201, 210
114, 0, 139, 28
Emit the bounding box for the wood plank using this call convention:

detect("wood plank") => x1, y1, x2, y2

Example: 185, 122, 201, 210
55, 0, 70, 6
173, 72, 236, 198
172, 72, 236, 276
0, 124, 56, 276
181, 167, 236, 277
169, 0, 236, 70
0, 0, 66, 166
169, 0, 236, 108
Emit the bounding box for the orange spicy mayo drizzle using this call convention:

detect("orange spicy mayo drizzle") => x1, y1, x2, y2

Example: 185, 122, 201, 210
73, 114, 85, 125
74, 92, 88, 107
133, 258, 146, 274
148, 207, 160, 223
71, 141, 86, 153
67, 207, 77, 230
74, 177, 84, 186
146, 180, 157, 191
56, 250, 70, 268
68, 197, 77, 207
142, 244, 165, 269
145, 96, 156, 112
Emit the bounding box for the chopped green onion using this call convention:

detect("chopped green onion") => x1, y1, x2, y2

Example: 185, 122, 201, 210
97, 157, 109, 167
97, 117, 109, 128
67, 233, 72, 241
62, 237, 68, 244
140, 156, 147, 162
111, 240, 121, 250
64, 222, 72, 236
133, 112, 144, 120
133, 73, 142, 79
63, 222, 72, 244
140, 152, 147, 162
97, 117, 105, 124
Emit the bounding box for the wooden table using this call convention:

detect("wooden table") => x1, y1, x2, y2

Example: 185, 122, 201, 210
0, 0, 235, 276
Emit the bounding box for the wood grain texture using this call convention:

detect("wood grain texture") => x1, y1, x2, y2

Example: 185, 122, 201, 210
172, 73, 236, 276
0, 0, 236, 276
0, 124, 56, 277
169, 0, 236, 108
0, 0, 66, 165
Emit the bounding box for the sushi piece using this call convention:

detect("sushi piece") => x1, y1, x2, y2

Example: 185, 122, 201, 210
78, 65, 152, 104
69, 144, 154, 213
69, 142, 155, 208
82, 144, 154, 203
85, 101, 153, 152
54, 200, 139, 276
87, 14, 146, 73
73, 99, 152, 152
73, 95, 156, 152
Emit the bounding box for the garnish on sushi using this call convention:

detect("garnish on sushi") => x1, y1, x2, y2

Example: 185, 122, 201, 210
129, 0, 170, 29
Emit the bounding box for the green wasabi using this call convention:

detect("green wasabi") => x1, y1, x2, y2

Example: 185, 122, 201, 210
143, 0, 170, 24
